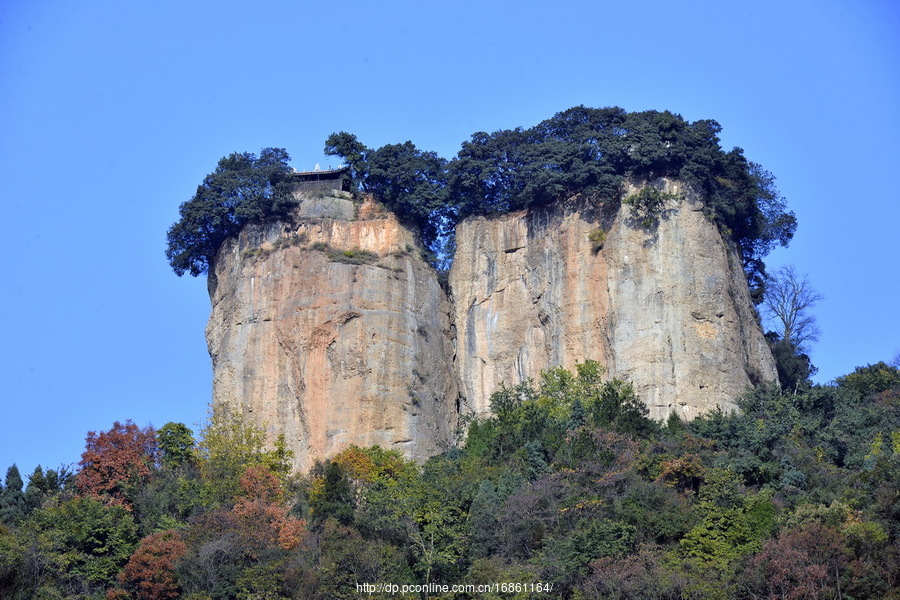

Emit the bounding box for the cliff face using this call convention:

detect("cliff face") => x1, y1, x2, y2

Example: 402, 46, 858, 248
207, 182, 776, 471
449, 180, 777, 421
207, 195, 458, 472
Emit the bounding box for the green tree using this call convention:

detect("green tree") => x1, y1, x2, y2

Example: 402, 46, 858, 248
836, 361, 900, 399
766, 332, 817, 392
22, 467, 44, 515
367, 141, 449, 248
21, 465, 73, 517
157, 422, 196, 469
166, 148, 295, 276
468, 480, 502, 558
197, 406, 292, 506
310, 462, 356, 527
29, 496, 139, 592
298, 519, 414, 600
538, 519, 636, 592
324, 131, 370, 189
132, 466, 203, 535
447, 107, 795, 287
0, 466, 25, 525
325, 133, 450, 251
0, 523, 34, 600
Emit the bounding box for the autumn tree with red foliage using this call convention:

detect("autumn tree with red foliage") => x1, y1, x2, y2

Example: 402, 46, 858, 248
238, 464, 282, 503
111, 530, 186, 600
77, 420, 157, 508
747, 522, 848, 600
175, 465, 306, 597
232, 465, 306, 552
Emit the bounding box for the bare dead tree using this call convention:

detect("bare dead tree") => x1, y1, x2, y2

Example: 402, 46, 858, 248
762, 265, 823, 352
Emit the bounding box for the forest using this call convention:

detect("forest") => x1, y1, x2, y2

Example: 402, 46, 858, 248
1, 359, 899, 599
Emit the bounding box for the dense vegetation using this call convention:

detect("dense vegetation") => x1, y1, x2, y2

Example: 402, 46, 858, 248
2, 360, 898, 599
168, 107, 796, 292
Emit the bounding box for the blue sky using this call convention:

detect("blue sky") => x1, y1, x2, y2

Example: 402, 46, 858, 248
2, 0, 898, 477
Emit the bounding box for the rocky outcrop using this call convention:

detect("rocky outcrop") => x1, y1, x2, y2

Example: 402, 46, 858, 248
449, 180, 777, 421
207, 195, 458, 472
207, 182, 776, 472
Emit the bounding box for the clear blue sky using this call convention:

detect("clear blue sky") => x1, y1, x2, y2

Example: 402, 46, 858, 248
2, 0, 898, 477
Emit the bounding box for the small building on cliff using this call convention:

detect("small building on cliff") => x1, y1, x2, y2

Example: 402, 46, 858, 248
289, 166, 351, 193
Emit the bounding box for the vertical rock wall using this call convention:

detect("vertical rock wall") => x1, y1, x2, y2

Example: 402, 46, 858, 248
206, 197, 458, 472
449, 180, 777, 421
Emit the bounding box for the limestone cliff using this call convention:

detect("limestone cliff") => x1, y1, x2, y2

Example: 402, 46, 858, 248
449, 180, 777, 421
206, 195, 458, 472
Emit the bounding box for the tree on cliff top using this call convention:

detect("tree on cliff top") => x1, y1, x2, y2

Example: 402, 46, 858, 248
325, 133, 451, 250
324, 107, 795, 286
445, 107, 795, 292
165, 148, 295, 277
168, 108, 794, 284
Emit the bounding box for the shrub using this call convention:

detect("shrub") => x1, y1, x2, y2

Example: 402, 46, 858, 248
588, 228, 607, 253
624, 187, 681, 228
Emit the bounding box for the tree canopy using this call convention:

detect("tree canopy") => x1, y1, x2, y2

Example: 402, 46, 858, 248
325, 133, 451, 250
165, 148, 295, 277
76, 420, 157, 509
3, 357, 900, 598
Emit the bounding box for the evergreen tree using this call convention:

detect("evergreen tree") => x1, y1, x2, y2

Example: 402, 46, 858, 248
0, 465, 25, 524
567, 399, 586, 430
22, 465, 72, 517
23, 466, 45, 514
157, 422, 196, 469
166, 148, 295, 277
469, 480, 502, 558
311, 462, 356, 527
